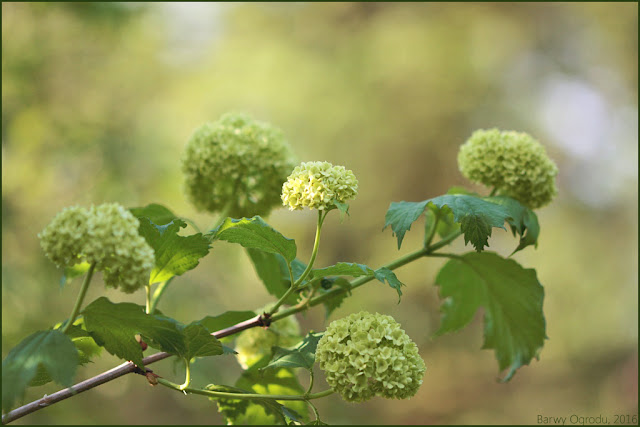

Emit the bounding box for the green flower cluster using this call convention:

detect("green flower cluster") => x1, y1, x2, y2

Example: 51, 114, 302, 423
316, 311, 426, 402
457, 128, 558, 209
181, 113, 297, 217
281, 161, 358, 211
234, 309, 301, 369
38, 203, 155, 293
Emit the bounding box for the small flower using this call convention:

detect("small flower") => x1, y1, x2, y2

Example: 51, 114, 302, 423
457, 128, 558, 209
281, 161, 358, 211
234, 307, 301, 369
181, 113, 297, 217
315, 311, 426, 402
38, 203, 155, 293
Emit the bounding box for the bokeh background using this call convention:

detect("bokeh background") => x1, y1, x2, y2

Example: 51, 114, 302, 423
2, 2, 637, 425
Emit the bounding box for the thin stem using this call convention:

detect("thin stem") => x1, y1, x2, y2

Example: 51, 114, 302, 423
306, 370, 315, 395
426, 252, 462, 260
269, 210, 325, 316
294, 210, 325, 287
426, 229, 462, 254
307, 400, 321, 423
489, 187, 498, 197
157, 378, 333, 401
145, 285, 152, 314
179, 358, 191, 390
61, 262, 96, 334
424, 212, 440, 249
149, 277, 174, 315
271, 246, 429, 322
209, 200, 234, 232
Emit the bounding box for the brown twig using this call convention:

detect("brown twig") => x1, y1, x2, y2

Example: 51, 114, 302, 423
1, 315, 264, 424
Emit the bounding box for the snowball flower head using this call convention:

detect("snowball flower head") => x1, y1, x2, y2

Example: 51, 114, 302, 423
281, 161, 358, 211
316, 311, 426, 402
234, 308, 301, 369
38, 203, 155, 293
457, 128, 558, 209
181, 113, 297, 217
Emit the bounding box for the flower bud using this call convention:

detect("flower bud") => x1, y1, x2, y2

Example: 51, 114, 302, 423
316, 311, 426, 402
181, 113, 297, 217
457, 128, 558, 209
281, 161, 358, 211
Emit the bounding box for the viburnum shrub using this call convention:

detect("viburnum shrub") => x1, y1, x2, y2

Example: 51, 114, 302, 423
2, 114, 557, 425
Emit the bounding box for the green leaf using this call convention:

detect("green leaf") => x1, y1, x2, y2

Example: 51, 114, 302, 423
427, 194, 507, 251
212, 216, 297, 264
434, 252, 546, 381
199, 311, 257, 335
383, 200, 429, 249
332, 200, 350, 221
82, 297, 186, 368
2, 330, 78, 412
59, 261, 92, 289
210, 368, 307, 425
385, 193, 538, 252
130, 203, 177, 225
373, 267, 404, 303
435, 205, 460, 238
181, 322, 223, 360
246, 249, 298, 305
487, 196, 540, 254
311, 263, 404, 302
311, 262, 371, 279
138, 218, 211, 284
262, 332, 323, 372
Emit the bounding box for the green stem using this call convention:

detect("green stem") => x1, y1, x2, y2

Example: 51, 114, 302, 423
269, 210, 325, 316
294, 210, 325, 287
209, 200, 234, 232
61, 262, 96, 334
306, 370, 315, 395
145, 285, 152, 314
149, 277, 174, 315
179, 358, 191, 390
424, 212, 440, 248
157, 378, 334, 401
489, 187, 498, 197
271, 246, 428, 322
307, 400, 321, 423
426, 229, 462, 254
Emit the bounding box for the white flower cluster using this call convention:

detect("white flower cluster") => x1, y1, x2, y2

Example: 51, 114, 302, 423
38, 203, 154, 293
316, 311, 426, 402
181, 113, 297, 217
281, 161, 358, 211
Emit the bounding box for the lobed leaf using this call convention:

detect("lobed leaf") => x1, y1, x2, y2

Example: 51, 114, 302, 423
211, 368, 307, 425
180, 322, 223, 360
384, 191, 540, 252
82, 297, 186, 368
246, 249, 299, 305
383, 200, 429, 249
129, 203, 177, 226
2, 330, 78, 412
138, 218, 211, 284
262, 332, 323, 372
311, 262, 405, 302
435, 252, 546, 381
212, 216, 297, 263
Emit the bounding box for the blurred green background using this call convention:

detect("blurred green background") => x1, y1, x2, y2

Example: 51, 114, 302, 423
2, 2, 637, 425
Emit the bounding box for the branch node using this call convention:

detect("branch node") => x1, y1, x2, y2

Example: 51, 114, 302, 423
258, 312, 272, 328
